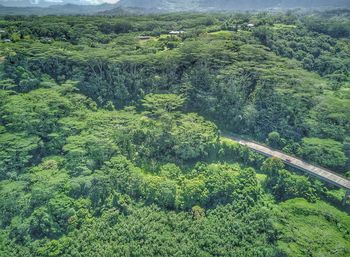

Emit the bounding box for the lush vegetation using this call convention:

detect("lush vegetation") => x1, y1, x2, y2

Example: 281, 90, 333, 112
0, 10, 350, 256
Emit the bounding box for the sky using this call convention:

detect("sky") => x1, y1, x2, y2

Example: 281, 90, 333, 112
7, 0, 121, 4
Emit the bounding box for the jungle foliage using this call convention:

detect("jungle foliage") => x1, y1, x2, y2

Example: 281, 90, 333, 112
0, 10, 350, 257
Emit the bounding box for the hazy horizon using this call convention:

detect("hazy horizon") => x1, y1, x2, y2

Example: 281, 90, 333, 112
0, 0, 349, 16
0, 0, 119, 6
2, 0, 350, 8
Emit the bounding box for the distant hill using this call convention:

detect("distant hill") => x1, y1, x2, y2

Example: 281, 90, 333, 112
99, 6, 150, 15
199, 0, 350, 10
0, 0, 349, 16
0, 3, 117, 15
0, 0, 97, 7
116, 0, 199, 12
116, 0, 350, 12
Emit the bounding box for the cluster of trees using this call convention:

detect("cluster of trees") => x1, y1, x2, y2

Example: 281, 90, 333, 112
0, 80, 347, 256
254, 22, 350, 87
0, 82, 273, 256
303, 10, 350, 39
1, 11, 348, 172
267, 132, 348, 171
0, 86, 219, 179
261, 157, 317, 202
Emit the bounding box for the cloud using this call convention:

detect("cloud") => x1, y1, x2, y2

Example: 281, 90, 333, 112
41, 0, 119, 3
5, 0, 120, 5
96, 0, 119, 3
77, 0, 119, 4
80, 0, 119, 3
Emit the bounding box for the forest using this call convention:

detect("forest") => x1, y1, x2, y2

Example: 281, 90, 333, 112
0, 10, 350, 257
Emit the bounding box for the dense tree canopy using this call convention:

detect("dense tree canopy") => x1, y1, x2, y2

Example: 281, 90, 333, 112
0, 10, 350, 257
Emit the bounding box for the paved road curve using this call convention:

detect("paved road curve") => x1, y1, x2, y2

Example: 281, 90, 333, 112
225, 136, 350, 191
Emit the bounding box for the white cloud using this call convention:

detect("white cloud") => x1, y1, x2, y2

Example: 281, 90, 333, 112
39, 0, 119, 4
93, 0, 120, 3
4, 0, 120, 5
77, 0, 119, 4
78, 0, 120, 3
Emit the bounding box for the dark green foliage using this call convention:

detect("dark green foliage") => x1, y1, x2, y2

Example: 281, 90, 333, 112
267, 131, 285, 148
261, 157, 285, 174
266, 169, 317, 202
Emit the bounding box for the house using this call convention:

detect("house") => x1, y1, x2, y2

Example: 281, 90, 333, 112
137, 35, 151, 40
169, 30, 185, 35
41, 37, 53, 43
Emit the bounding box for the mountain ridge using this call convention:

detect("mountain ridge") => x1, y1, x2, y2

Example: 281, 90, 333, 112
0, 0, 118, 7
116, 0, 350, 11
0, 2, 117, 15
0, 0, 349, 16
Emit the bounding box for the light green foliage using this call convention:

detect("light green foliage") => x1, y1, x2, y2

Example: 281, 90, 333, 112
1, 87, 74, 135
141, 93, 219, 160
306, 93, 350, 141
276, 199, 350, 257
63, 132, 119, 173
159, 163, 181, 179
0, 132, 41, 179
171, 113, 219, 160
142, 93, 185, 115
177, 176, 209, 209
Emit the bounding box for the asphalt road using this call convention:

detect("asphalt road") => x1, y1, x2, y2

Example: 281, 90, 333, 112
225, 136, 350, 190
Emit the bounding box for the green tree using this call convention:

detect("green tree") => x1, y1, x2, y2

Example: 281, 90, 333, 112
142, 93, 185, 116
267, 131, 284, 148
0, 132, 41, 179
171, 113, 219, 160
261, 157, 285, 174
266, 169, 317, 202
177, 176, 208, 210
